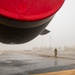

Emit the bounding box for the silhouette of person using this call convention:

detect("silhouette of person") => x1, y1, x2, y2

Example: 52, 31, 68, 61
54, 48, 58, 57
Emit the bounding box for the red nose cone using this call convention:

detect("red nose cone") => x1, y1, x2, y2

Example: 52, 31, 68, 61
0, 0, 64, 21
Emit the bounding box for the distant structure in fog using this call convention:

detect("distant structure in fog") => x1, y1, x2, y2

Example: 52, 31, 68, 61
50, 36, 52, 50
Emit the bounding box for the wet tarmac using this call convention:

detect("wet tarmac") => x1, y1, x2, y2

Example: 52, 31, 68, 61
0, 52, 75, 75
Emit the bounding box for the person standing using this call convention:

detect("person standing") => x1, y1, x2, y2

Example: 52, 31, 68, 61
54, 48, 58, 57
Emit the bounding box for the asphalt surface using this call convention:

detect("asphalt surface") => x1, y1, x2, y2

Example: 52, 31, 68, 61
0, 52, 75, 75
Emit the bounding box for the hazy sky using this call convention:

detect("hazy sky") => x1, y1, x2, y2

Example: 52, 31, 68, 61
0, 0, 75, 50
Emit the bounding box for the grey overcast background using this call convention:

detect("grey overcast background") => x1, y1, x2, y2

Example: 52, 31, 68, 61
0, 0, 75, 50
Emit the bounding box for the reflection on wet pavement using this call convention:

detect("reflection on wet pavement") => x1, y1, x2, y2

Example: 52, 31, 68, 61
0, 52, 75, 75
0, 60, 25, 67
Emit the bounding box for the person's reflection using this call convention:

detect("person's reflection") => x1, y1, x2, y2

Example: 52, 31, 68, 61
54, 58, 58, 67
